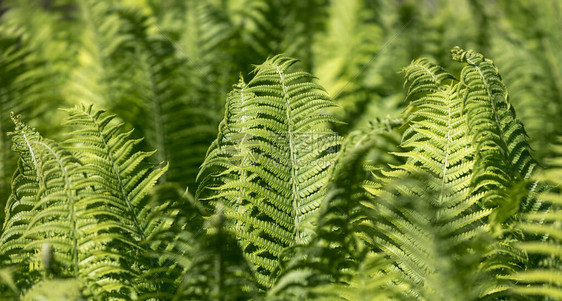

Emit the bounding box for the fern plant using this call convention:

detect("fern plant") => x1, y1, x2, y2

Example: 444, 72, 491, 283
0, 15, 561, 298
265, 48, 551, 300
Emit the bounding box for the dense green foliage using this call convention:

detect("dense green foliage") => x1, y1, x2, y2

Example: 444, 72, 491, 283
0, 0, 561, 300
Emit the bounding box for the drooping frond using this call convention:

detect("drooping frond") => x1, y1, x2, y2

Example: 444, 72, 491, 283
197, 55, 341, 287
451, 46, 537, 208
402, 58, 456, 102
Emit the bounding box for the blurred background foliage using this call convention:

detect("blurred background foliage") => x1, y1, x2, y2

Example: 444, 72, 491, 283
0, 0, 560, 225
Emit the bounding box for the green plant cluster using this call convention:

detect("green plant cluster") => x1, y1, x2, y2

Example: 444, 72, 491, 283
0, 0, 561, 300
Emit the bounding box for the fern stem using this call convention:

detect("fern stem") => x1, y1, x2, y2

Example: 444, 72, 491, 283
21, 130, 40, 183
276, 66, 301, 243
236, 85, 249, 233
436, 91, 453, 220
38, 142, 80, 276
143, 54, 168, 180
88, 111, 147, 241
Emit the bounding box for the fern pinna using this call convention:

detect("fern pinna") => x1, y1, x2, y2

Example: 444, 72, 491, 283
197, 55, 341, 287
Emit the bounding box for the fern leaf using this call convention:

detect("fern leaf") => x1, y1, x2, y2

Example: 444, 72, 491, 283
451, 46, 537, 208
366, 84, 497, 299
0, 114, 139, 298
64, 104, 168, 242
506, 139, 562, 299
198, 55, 341, 287
402, 58, 455, 102
270, 120, 402, 299
0, 24, 64, 224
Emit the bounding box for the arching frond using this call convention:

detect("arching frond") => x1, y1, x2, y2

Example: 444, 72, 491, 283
365, 83, 497, 299
451, 46, 537, 209
402, 58, 456, 102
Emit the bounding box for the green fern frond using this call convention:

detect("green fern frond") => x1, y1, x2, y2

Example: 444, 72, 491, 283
506, 139, 562, 299
64, 2, 218, 190
67, 0, 133, 107
115, 9, 221, 189
312, 0, 382, 133
491, 37, 562, 163
138, 184, 204, 300
492, 0, 562, 163
64, 104, 168, 242
269, 120, 402, 299
0, 23, 64, 223
198, 55, 341, 288
364, 81, 497, 299
451, 46, 537, 208
1, 108, 170, 298
0, 114, 139, 298
1, 114, 55, 265
402, 58, 456, 102
366, 176, 494, 300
